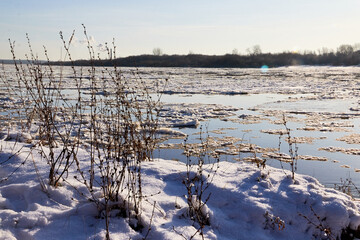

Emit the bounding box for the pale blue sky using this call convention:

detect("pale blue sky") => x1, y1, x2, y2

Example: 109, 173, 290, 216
1, 0, 360, 60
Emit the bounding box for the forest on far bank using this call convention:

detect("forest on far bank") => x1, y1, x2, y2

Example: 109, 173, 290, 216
3, 44, 360, 68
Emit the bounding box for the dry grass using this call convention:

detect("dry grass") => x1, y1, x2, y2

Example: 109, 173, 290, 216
3, 25, 163, 239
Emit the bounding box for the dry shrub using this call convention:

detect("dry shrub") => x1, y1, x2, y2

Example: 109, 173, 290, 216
182, 128, 220, 239
4, 25, 162, 239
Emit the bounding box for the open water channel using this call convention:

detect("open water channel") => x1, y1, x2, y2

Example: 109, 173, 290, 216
3, 64, 360, 195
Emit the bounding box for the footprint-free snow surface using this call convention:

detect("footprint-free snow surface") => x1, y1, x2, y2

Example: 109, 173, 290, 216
1, 138, 360, 239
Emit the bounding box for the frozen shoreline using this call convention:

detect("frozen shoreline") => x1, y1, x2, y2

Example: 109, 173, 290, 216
2, 65, 360, 239
1, 138, 360, 239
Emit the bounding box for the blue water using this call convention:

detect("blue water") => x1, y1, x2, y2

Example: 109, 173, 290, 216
155, 93, 360, 193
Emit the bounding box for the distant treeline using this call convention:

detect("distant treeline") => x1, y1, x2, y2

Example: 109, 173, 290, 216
49, 51, 360, 68
0, 59, 45, 65
3, 44, 360, 68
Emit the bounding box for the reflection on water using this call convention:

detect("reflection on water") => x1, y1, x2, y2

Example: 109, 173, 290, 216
259, 98, 357, 113
159, 93, 291, 110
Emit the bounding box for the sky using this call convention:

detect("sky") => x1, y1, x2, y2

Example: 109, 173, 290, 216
1, 0, 360, 60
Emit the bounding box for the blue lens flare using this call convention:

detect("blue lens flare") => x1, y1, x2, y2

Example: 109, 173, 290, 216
261, 65, 269, 73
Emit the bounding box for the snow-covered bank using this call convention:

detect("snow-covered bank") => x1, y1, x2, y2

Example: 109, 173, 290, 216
1, 139, 360, 240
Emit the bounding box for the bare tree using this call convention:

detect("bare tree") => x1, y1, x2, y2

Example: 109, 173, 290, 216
246, 45, 262, 55
319, 47, 330, 55
252, 45, 262, 55
337, 44, 354, 55
153, 47, 163, 56
353, 43, 360, 52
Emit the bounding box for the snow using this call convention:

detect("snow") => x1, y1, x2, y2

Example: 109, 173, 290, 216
3, 65, 360, 239
1, 137, 360, 240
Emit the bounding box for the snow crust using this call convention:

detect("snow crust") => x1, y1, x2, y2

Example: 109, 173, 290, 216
1, 138, 360, 239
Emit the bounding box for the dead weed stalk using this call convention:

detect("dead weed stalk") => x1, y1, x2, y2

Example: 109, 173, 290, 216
182, 127, 220, 239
